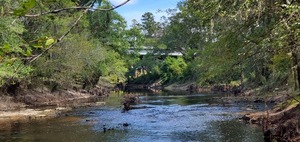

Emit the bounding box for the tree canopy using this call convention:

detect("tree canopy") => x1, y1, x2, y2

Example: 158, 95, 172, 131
129, 0, 299, 91
0, 0, 134, 94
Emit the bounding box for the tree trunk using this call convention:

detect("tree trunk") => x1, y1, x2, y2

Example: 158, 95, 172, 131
292, 49, 300, 90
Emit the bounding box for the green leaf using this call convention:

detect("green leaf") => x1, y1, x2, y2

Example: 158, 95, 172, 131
45, 38, 55, 46
1, 6, 4, 15
33, 45, 43, 49
22, 47, 32, 57
13, 0, 37, 16
0, 43, 11, 53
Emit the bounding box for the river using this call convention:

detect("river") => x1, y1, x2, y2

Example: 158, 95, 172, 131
0, 91, 265, 142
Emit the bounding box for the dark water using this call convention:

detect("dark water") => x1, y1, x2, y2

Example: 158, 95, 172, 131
0, 92, 265, 142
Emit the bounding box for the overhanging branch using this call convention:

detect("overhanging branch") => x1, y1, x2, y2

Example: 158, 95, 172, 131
28, 1, 96, 63
10, 0, 130, 17
28, 0, 130, 63
1, 0, 130, 88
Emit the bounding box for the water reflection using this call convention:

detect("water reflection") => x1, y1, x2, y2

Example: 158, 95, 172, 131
0, 91, 265, 142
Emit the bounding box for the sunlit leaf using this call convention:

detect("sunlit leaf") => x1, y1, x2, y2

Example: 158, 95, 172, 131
0, 43, 11, 53
45, 38, 55, 46
22, 48, 32, 57
32, 45, 43, 49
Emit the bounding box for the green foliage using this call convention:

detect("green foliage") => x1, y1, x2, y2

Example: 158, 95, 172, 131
86, 1, 136, 84
161, 1, 297, 88
1, 0, 299, 95
161, 57, 187, 82
126, 21, 145, 48
0, 60, 33, 86
32, 33, 106, 88
0, 10, 34, 88
13, 0, 36, 16
140, 55, 161, 74
270, 53, 292, 73
0, 0, 136, 92
141, 12, 157, 37
98, 50, 128, 83
88, 2, 130, 54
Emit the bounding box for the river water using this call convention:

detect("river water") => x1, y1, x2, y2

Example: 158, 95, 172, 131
0, 91, 265, 142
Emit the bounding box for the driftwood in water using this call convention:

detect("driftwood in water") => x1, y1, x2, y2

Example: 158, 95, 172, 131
122, 94, 139, 112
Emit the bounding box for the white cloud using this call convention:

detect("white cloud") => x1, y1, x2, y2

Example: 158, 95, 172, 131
109, 0, 138, 5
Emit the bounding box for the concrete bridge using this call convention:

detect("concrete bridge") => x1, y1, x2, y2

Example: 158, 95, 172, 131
128, 47, 183, 78
128, 46, 183, 57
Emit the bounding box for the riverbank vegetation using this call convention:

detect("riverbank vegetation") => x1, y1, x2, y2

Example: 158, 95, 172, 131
0, 0, 299, 141
130, 0, 299, 94
2, 0, 299, 97
129, 1, 299, 141
0, 0, 136, 95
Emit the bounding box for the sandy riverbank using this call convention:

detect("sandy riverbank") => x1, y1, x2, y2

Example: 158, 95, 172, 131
0, 87, 108, 130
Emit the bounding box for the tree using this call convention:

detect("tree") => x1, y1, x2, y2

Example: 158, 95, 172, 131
141, 12, 158, 38
0, 0, 36, 93
161, 57, 187, 82
158, 0, 299, 91
126, 19, 145, 48
0, 0, 133, 93
87, 1, 139, 83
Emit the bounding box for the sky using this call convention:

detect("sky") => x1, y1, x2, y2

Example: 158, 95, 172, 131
108, 0, 182, 26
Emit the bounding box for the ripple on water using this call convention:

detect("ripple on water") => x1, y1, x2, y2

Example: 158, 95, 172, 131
0, 92, 265, 142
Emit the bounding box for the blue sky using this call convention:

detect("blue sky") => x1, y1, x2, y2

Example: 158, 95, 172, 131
109, 0, 182, 26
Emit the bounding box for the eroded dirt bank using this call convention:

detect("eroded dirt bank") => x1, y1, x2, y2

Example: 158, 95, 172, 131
2, 81, 299, 141
0, 86, 109, 130
243, 102, 300, 142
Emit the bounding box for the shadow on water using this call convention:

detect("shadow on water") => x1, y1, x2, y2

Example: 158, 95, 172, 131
0, 90, 265, 142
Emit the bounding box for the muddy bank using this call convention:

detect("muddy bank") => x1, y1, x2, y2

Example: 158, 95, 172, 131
242, 99, 300, 141
0, 86, 110, 130
164, 82, 196, 92
125, 84, 162, 91
164, 82, 243, 94
1, 86, 109, 110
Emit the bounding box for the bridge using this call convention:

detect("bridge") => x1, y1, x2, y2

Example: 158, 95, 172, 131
127, 46, 183, 57
128, 47, 183, 78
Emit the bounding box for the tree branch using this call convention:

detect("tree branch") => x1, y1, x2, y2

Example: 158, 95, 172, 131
2, 0, 131, 88
28, 0, 129, 62
28, 1, 96, 63
10, 0, 130, 17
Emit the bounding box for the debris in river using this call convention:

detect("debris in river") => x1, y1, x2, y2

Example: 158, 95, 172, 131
122, 94, 139, 112
123, 123, 129, 127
